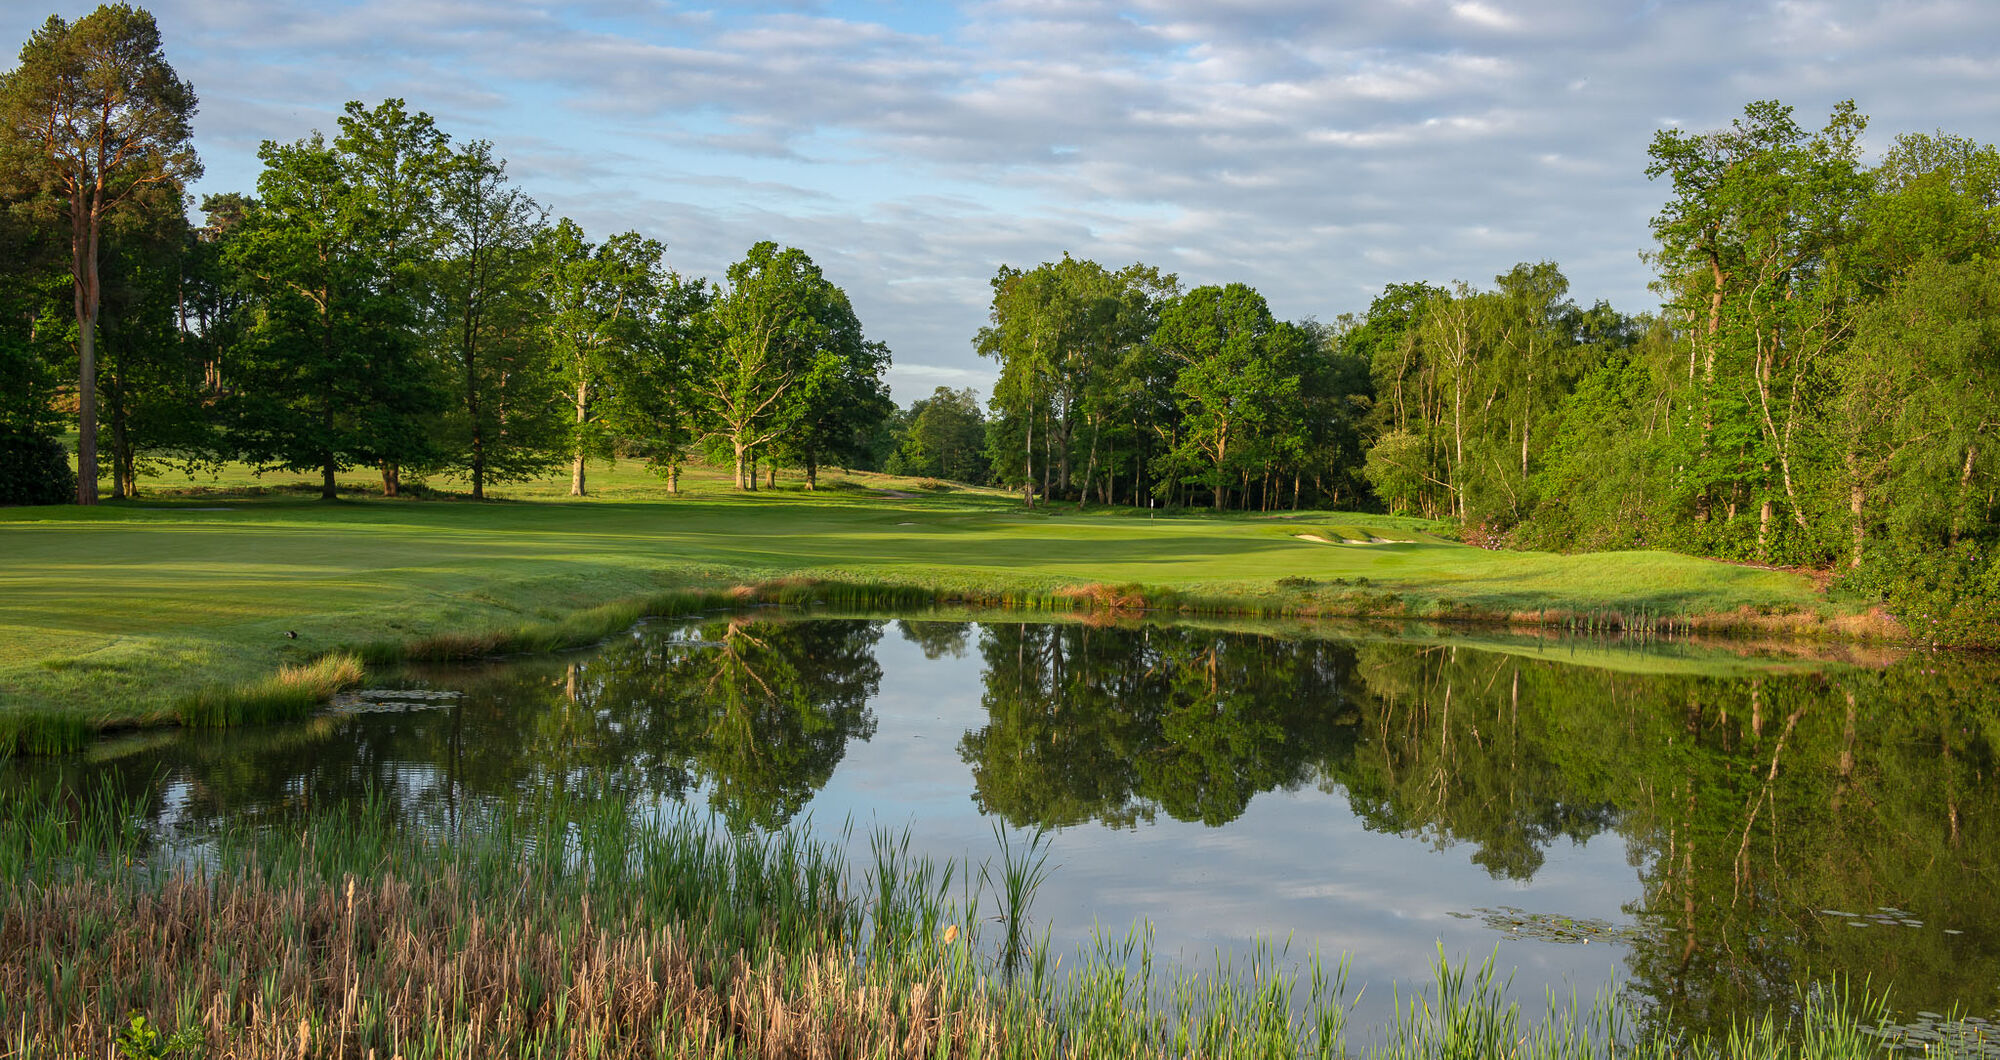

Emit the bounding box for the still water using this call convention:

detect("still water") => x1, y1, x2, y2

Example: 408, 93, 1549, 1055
15, 614, 2000, 1036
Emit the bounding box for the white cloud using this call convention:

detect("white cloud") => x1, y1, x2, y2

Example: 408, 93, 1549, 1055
5, 0, 1999, 406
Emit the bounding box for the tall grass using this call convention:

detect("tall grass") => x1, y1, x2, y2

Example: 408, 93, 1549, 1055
0, 780, 1983, 1058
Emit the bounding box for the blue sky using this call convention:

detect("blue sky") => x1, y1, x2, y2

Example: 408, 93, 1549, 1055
7, 0, 1998, 402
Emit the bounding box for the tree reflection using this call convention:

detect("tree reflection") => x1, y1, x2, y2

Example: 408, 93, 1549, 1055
13, 616, 2000, 1038
959, 622, 1361, 828
67, 616, 881, 833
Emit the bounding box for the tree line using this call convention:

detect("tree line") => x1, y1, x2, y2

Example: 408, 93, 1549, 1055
0, 6, 890, 504
967, 104, 2000, 641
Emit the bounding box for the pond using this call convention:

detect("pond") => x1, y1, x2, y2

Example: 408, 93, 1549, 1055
11, 612, 2000, 1040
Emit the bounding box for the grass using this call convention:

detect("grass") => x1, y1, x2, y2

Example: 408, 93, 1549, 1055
0, 779, 1980, 1059
0, 458, 1846, 744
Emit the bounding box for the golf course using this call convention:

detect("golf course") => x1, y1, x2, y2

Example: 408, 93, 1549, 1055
1, 459, 1852, 745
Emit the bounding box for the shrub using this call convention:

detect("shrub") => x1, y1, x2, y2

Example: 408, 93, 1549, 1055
0, 430, 75, 506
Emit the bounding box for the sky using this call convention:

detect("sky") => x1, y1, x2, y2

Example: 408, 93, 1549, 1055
7, 0, 1998, 404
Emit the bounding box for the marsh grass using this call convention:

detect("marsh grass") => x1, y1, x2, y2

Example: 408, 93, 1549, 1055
0, 781, 1985, 1059
174, 652, 366, 729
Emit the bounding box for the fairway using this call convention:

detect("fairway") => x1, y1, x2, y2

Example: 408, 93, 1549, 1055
0, 462, 1828, 727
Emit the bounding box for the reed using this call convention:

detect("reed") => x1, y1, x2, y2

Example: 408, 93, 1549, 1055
173, 652, 366, 729
0, 780, 1985, 1059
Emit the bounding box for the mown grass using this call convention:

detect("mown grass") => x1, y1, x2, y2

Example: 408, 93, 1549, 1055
1, 458, 1842, 743
0, 780, 1979, 1059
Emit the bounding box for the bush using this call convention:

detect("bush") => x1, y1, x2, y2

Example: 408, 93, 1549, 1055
0, 431, 74, 506
1834, 538, 2000, 648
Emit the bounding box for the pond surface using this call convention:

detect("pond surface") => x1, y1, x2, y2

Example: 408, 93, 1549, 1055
13, 613, 2000, 1039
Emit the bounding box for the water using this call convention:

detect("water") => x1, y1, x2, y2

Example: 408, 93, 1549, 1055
14, 613, 2000, 1039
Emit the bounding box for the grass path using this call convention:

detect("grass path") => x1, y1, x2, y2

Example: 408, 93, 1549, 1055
0, 461, 1831, 728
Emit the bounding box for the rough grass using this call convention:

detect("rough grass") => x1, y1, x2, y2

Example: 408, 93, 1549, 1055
1, 458, 1844, 739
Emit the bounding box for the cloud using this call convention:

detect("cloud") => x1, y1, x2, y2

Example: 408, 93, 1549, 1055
6, 0, 1998, 404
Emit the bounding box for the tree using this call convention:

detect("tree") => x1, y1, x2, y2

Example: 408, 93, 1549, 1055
1646, 100, 1868, 561
0, 4, 198, 504
0, 170, 74, 504
91, 180, 206, 498
977, 256, 1172, 506
332, 98, 453, 496
889, 386, 987, 483
538, 219, 660, 496
224, 127, 440, 498
702, 242, 867, 490
431, 139, 559, 499
599, 265, 712, 493
1153, 283, 1305, 511
771, 330, 891, 489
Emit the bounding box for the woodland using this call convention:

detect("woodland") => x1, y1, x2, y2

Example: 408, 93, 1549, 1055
4, 7, 1998, 642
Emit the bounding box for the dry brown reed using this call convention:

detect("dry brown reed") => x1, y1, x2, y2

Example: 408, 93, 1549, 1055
0, 865, 1015, 1059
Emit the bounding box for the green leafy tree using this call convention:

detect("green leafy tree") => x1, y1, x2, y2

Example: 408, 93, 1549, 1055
0, 173, 75, 504
0, 3, 198, 504
223, 123, 440, 498
770, 327, 891, 489
1153, 283, 1306, 511
91, 182, 207, 498
599, 264, 713, 493
331, 98, 452, 496
537, 220, 662, 496
702, 242, 872, 490
888, 386, 988, 483
1646, 99, 1868, 561
978, 257, 1175, 506
431, 139, 560, 499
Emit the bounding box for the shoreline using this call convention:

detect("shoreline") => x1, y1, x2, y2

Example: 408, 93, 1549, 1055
0, 569, 1914, 757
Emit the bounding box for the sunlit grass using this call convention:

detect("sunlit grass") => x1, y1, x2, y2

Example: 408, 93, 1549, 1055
1, 457, 1836, 734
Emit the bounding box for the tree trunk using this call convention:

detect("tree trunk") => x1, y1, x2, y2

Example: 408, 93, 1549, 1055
733, 436, 748, 491
767, 463, 777, 489
666, 465, 679, 494
1041, 412, 1051, 501
381, 462, 400, 498
1022, 412, 1035, 508
108, 359, 130, 500
1847, 453, 1865, 570
1077, 421, 1100, 510
571, 380, 590, 496
73, 205, 101, 505
321, 458, 337, 501
467, 313, 483, 500
805, 453, 818, 490
1951, 445, 1979, 545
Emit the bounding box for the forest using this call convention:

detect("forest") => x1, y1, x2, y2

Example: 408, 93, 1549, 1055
3, 7, 1997, 642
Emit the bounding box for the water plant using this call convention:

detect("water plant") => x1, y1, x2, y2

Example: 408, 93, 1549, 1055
0, 778, 1988, 1058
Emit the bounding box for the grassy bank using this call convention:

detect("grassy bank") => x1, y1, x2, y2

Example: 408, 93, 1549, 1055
1, 460, 1848, 745
0, 780, 1974, 1059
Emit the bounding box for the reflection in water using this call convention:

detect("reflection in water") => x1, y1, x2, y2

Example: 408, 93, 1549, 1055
10, 615, 2000, 1038
961, 622, 1360, 829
